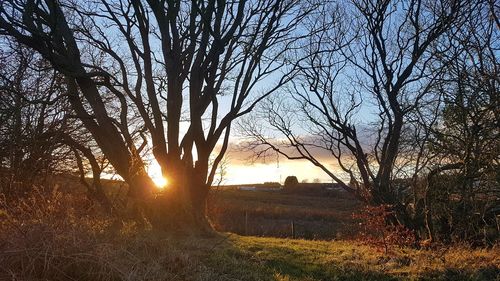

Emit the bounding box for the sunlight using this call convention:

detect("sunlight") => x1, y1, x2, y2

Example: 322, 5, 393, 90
153, 176, 169, 189
223, 161, 341, 185
148, 159, 168, 188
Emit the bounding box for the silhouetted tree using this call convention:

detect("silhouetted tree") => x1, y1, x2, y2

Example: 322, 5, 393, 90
284, 176, 298, 188
62, 133, 114, 213
421, 4, 500, 243
0, 0, 314, 230
242, 0, 471, 207
0, 41, 70, 195
0, 40, 115, 212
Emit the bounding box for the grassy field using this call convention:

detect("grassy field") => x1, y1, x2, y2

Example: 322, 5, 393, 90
2, 181, 499, 280
207, 188, 362, 239
181, 234, 500, 281
3, 209, 499, 281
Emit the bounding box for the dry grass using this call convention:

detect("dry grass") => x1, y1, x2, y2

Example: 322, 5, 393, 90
223, 236, 500, 280
207, 189, 361, 239
0, 189, 197, 281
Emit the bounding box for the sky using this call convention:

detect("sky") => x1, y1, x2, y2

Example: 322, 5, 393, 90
141, 69, 377, 186
147, 149, 338, 186
221, 156, 337, 185
145, 134, 351, 186
219, 142, 343, 185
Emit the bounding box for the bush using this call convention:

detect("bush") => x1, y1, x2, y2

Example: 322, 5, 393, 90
263, 182, 281, 188
284, 176, 298, 188
353, 204, 416, 254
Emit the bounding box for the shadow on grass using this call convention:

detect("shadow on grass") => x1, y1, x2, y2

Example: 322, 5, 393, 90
417, 267, 500, 281
195, 234, 499, 281
2, 224, 497, 281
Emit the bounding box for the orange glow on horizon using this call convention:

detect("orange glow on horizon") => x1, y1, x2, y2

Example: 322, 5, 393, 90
147, 156, 340, 187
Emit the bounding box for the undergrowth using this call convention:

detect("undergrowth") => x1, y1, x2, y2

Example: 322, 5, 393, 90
0, 189, 498, 281
0, 189, 196, 281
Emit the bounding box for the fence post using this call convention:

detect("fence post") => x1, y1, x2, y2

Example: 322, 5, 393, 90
291, 220, 295, 239
245, 211, 248, 236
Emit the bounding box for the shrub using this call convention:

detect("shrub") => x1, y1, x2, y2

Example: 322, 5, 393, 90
284, 176, 298, 188
353, 204, 416, 254
263, 182, 281, 188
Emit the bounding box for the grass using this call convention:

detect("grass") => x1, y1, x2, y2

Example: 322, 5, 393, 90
211, 235, 499, 280
1, 186, 499, 280
207, 189, 362, 239
2, 221, 498, 280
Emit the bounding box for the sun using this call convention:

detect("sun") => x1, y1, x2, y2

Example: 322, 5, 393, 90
147, 159, 169, 188
153, 176, 169, 189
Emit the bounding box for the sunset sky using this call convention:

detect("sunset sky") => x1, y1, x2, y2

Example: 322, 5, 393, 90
145, 136, 348, 186
222, 158, 334, 185
147, 151, 335, 186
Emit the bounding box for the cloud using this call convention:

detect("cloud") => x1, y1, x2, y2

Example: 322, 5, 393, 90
214, 139, 351, 185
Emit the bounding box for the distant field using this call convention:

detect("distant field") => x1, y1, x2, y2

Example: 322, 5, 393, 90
49, 176, 364, 240
207, 188, 362, 240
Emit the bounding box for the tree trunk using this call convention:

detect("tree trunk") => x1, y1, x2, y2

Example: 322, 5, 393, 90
123, 171, 156, 227
141, 161, 212, 234
188, 181, 212, 234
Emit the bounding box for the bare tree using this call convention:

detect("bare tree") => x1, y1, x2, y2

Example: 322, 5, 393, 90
0, 0, 313, 230
62, 132, 114, 213
421, 3, 500, 242
241, 0, 471, 207
0, 39, 115, 213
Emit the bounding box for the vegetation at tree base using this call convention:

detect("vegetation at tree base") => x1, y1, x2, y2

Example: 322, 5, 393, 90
353, 205, 417, 254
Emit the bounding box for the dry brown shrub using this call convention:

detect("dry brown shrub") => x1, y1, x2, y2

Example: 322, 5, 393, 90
353, 204, 416, 254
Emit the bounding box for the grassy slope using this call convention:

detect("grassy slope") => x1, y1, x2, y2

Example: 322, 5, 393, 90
165, 233, 499, 281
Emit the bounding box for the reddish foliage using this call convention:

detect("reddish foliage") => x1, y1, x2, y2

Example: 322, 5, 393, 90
353, 205, 416, 253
